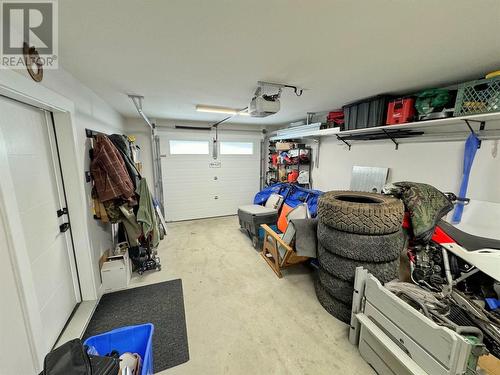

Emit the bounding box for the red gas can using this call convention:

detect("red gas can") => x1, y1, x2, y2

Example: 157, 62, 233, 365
386, 98, 416, 125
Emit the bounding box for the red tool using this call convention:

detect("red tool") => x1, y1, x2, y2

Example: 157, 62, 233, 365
327, 111, 344, 125
271, 153, 278, 166
287, 169, 299, 183
386, 98, 415, 125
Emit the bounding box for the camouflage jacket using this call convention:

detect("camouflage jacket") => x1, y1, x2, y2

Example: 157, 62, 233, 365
387, 182, 453, 243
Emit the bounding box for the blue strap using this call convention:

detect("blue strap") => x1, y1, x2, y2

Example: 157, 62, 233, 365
451, 133, 480, 224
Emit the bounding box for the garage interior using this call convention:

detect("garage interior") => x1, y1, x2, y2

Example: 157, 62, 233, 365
1, 1, 500, 374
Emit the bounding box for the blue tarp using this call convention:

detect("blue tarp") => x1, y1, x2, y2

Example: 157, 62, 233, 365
254, 183, 291, 205
253, 183, 324, 217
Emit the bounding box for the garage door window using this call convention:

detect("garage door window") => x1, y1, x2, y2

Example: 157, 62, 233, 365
220, 141, 253, 155
169, 140, 209, 155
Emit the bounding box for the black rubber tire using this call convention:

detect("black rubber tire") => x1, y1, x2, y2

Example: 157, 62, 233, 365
317, 268, 354, 305
317, 221, 404, 262
314, 277, 351, 323
318, 191, 404, 235
318, 245, 399, 283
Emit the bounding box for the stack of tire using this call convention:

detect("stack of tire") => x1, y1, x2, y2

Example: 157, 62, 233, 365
315, 191, 404, 323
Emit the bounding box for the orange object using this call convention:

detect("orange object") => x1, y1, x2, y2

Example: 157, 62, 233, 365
277, 203, 293, 233
287, 170, 299, 182
479, 355, 500, 375
386, 98, 416, 125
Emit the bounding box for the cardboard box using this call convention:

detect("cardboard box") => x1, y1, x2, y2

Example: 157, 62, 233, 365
276, 142, 295, 151
100, 247, 131, 293
99, 248, 110, 271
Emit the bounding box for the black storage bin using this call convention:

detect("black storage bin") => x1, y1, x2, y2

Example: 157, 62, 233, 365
343, 95, 391, 130
238, 207, 278, 249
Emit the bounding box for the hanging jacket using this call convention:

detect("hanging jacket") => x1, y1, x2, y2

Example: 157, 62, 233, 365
119, 204, 141, 246
136, 178, 159, 248
108, 134, 141, 188
90, 135, 136, 202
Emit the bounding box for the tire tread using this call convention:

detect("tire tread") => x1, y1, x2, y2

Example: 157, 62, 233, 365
318, 191, 404, 235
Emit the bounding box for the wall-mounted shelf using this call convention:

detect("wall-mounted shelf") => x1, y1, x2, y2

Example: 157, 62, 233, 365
333, 112, 500, 150
271, 112, 500, 149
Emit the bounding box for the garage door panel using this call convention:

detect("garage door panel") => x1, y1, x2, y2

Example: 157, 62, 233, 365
163, 173, 214, 184
166, 202, 218, 221
163, 158, 212, 166
215, 171, 258, 178
163, 179, 214, 188
163, 178, 217, 194
160, 132, 261, 221
215, 191, 256, 204
165, 193, 213, 206
219, 156, 260, 162
215, 189, 256, 199
213, 175, 258, 185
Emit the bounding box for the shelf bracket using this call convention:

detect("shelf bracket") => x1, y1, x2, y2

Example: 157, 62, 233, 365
382, 129, 399, 150
336, 135, 351, 150
463, 120, 484, 149
464, 119, 475, 134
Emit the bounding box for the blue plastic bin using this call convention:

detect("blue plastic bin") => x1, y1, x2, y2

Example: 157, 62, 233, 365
258, 224, 278, 240
84, 324, 154, 375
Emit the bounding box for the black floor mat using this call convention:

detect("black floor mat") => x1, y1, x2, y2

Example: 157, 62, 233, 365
83, 279, 189, 373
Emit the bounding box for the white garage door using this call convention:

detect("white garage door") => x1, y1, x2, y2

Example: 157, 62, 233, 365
0, 96, 79, 355
159, 129, 262, 221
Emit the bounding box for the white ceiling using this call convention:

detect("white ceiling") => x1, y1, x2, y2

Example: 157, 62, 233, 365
59, 0, 500, 125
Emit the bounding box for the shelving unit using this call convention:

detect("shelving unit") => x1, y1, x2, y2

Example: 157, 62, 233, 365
333, 112, 500, 149
270, 112, 500, 150
265, 140, 277, 186
266, 144, 312, 188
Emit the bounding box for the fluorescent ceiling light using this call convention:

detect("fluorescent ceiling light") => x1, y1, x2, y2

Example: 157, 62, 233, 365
196, 105, 249, 116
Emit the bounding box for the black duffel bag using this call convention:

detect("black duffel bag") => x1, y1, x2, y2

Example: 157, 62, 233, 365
42, 338, 119, 375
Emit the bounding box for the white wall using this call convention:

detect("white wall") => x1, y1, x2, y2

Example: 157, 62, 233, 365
312, 138, 500, 202
311, 136, 500, 236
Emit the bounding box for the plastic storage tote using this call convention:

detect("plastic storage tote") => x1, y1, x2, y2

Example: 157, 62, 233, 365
84, 323, 154, 375
454, 76, 500, 116
343, 95, 391, 130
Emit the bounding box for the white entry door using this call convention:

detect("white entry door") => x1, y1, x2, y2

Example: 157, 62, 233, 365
159, 129, 261, 221
0, 96, 79, 356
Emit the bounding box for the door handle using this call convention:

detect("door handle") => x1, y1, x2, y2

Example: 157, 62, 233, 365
59, 223, 70, 233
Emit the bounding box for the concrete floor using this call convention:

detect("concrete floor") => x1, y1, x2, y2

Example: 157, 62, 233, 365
128, 215, 374, 375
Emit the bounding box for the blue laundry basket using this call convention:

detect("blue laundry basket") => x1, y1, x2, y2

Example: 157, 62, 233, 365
84, 323, 154, 375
